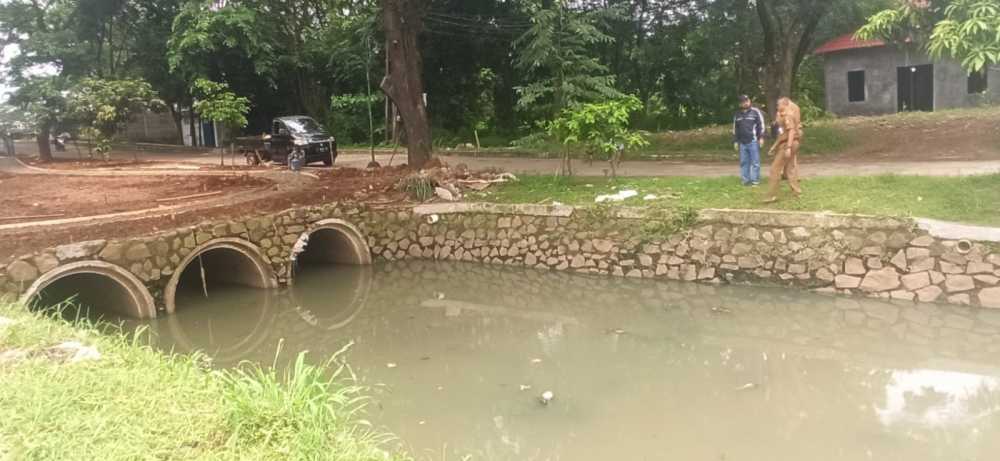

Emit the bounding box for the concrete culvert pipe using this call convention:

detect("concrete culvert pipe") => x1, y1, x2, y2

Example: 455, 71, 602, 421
164, 239, 276, 314
21, 261, 156, 320
293, 219, 372, 267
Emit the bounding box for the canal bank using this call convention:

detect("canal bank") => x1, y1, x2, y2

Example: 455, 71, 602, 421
0, 301, 411, 461
80, 261, 1000, 459
2, 202, 1000, 317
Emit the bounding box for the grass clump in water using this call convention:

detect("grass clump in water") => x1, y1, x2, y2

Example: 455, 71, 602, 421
221, 342, 395, 460
0, 301, 409, 461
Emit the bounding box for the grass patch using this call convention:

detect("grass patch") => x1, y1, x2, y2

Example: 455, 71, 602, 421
435, 105, 1000, 162
473, 174, 1000, 226
0, 302, 409, 461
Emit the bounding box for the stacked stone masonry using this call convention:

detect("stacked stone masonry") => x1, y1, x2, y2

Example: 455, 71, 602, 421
2, 202, 999, 314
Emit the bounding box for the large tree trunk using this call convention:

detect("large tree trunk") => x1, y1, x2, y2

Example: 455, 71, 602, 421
756, 0, 833, 119
36, 121, 53, 163
381, 0, 432, 169
762, 47, 796, 120
168, 102, 184, 144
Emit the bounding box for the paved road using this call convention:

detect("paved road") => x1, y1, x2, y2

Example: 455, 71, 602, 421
9, 141, 1000, 177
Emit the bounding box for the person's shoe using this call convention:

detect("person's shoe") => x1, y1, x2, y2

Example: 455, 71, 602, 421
762, 197, 778, 204
751, 182, 760, 187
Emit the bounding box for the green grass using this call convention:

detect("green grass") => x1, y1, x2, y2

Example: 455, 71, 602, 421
421, 105, 1000, 162
472, 174, 1000, 226
0, 302, 409, 461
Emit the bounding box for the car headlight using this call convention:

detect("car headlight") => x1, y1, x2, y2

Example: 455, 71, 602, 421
293, 139, 308, 146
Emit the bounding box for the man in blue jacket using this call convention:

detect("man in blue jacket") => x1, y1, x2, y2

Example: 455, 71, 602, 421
732, 95, 766, 186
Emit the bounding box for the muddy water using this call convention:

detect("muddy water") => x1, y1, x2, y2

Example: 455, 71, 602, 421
143, 261, 1000, 461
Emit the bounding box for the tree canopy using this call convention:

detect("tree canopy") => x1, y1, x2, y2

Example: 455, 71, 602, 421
0, 0, 911, 157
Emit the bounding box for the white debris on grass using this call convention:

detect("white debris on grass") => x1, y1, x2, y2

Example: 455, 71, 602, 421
595, 189, 638, 203
643, 194, 658, 201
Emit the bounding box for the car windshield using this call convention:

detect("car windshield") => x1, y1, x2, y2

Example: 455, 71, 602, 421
282, 117, 325, 135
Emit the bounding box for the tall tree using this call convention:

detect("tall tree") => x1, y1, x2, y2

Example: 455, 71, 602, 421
381, 0, 433, 168
513, 1, 623, 120
755, 0, 840, 118
0, 0, 81, 161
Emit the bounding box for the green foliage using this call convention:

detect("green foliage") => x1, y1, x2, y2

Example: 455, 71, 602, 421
471, 68, 497, 132
0, 301, 411, 460
639, 206, 700, 242
856, 1, 931, 44
67, 77, 161, 159
859, 0, 1000, 73
221, 345, 396, 460
167, 1, 276, 81
7, 76, 72, 131
547, 96, 649, 173
928, 0, 1000, 72
191, 79, 251, 130
400, 174, 437, 202
514, 3, 624, 119
69, 78, 162, 137
329, 93, 383, 144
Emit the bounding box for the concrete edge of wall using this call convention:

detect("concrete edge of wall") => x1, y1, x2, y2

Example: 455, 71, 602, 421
305, 219, 374, 265
916, 218, 1000, 243
413, 202, 576, 218
19, 260, 157, 319
412, 202, 918, 231
163, 238, 278, 315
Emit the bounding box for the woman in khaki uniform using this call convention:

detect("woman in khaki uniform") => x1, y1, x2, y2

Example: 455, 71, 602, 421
764, 97, 802, 203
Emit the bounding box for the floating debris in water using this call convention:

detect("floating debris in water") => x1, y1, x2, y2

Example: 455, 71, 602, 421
530, 358, 543, 364
386, 363, 398, 369
607, 328, 627, 335
711, 306, 734, 314
519, 384, 532, 391
734, 383, 757, 391
539, 391, 555, 405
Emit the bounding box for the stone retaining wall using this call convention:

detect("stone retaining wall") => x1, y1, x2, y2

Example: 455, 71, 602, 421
1, 202, 999, 315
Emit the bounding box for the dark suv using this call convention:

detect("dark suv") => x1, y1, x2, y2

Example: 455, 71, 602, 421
268, 116, 338, 166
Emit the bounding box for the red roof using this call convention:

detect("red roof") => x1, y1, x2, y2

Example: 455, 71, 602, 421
814, 33, 887, 55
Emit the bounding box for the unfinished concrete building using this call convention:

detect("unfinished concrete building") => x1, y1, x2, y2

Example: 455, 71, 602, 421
816, 33, 1000, 117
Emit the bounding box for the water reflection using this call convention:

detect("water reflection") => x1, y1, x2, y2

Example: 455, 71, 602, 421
878, 370, 1000, 428
156, 287, 277, 364
289, 265, 373, 331
138, 261, 1000, 460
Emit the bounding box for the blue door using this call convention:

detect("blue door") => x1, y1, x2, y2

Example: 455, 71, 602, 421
202, 122, 217, 147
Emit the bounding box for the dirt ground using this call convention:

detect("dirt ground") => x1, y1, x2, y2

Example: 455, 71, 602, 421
830, 110, 1000, 162
0, 167, 411, 260
0, 173, 272, 222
